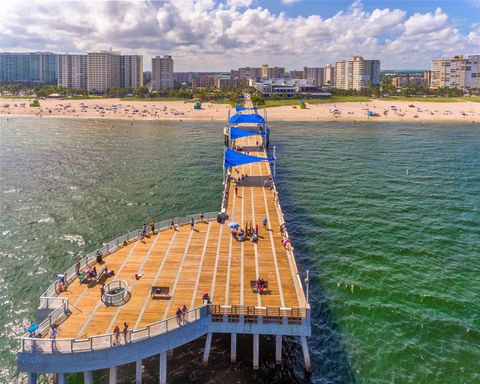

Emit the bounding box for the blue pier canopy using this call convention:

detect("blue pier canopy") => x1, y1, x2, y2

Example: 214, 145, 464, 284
230, 127, 265, 140
235, 105, 258, 112
224, 148, 273, 168
229, 113, 265, 124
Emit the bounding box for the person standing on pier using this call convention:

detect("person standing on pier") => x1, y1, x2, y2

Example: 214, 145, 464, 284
149, 221, 155, 234
176, 308, 182, 325
191, 217, 195, 230
123, 322, 129, 343
263, 217, 268, 229
170, 218, 175, 229
114, 325, 120, 345
181, 304, 187, 324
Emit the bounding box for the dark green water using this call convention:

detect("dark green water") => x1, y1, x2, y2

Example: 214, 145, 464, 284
0, 118, 479, 383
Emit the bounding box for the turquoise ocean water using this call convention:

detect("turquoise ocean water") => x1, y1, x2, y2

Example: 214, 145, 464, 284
0, 117, 479, 383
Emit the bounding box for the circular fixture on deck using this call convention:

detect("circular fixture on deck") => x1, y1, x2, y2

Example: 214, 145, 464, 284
102, 280, 130, 306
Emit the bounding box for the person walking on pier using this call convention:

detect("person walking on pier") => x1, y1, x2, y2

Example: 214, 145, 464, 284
191, 217, 195, 230
263, 217, 268, 229
75, 260, 81, 276
170, 218, 175, 230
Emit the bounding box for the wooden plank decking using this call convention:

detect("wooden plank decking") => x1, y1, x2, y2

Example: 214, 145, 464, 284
55, 134, 306, 339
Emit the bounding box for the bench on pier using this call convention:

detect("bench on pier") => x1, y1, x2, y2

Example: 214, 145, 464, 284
151, 286, 170, 299
250, 280, 270, 294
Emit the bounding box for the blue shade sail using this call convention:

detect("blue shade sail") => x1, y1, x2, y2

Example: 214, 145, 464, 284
230, 127, 265, 140
224, 148, 273, 168
228, 113, 265, 124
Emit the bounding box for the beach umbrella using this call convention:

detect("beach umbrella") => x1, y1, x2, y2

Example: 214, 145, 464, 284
228, 222, 239, 229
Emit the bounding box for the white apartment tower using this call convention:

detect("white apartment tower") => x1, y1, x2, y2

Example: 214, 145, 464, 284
58, 54, 88, 89
335, 56, 380, 90
87, 50, 121, 92
431, 54, 480, 89
121, 55, 143, 89
151, 55, 174, 90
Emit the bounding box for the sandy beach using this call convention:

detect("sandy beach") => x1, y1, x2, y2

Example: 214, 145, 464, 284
1, 98, 479, 123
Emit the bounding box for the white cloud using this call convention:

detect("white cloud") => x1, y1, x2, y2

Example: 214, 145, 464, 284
0, 0, 478, 70
281, 0, 300, 4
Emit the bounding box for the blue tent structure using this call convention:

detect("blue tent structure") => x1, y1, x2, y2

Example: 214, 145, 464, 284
229, 113, 265, 124
230, 127, 265, 140
224, 148, 273, 169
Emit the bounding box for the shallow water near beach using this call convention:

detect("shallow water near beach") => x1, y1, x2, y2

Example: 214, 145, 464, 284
0, 117, 479, 383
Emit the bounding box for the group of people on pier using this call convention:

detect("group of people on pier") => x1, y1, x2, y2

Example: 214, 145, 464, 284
231, 219, 263, 243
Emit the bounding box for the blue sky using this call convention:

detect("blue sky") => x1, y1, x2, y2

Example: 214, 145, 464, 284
0, 0, 479, 70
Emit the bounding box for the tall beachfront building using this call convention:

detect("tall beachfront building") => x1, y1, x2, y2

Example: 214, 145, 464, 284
261, 64, 285, 79
303, 67, 324, 86
431, 55, 480, 89
0, 52, 58, 85
324, 64, 335, 86
335, 56, 380, 90
87, 50, 121, 92
58, 54, 88, 89
121, 55, 143, 89
151, 55, 174, 90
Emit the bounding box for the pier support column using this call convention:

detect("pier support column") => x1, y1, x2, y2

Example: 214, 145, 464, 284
109, 366, 118, 384
231, 333, 237, 363
203, 332, 212, 363
27, 373, 37, 384
83, 371, 93, 384
136, 360, 142, 384
253, 334, 259, 370
159, 351, 167, 384
301, 336, 311, 373
275, 335, 282, 364
57, 373, 66, 384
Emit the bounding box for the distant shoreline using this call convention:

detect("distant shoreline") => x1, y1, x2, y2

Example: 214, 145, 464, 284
1, 98, 479, 124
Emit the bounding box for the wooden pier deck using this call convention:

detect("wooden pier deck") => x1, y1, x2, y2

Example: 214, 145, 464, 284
55, 134, 306, 340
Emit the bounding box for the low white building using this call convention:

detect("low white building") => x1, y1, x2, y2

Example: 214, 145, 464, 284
250, 78, 329, 97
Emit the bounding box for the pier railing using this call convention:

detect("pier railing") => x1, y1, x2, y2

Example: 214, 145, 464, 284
20, 306, 206, 354
209, 304, 308, 325
20, 303, 310, 354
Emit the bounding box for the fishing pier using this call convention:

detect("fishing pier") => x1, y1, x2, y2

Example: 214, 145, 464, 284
17, 109, 311, 383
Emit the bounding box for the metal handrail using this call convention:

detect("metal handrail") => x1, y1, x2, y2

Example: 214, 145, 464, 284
20, 305, 205, 354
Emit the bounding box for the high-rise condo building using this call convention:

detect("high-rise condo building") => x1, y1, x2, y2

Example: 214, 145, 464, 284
324, 64, 335, 86
151, 55, 174, 90
335, 56, 380, 90
58, 54, 88, 89
431, 55, 480, 89
303, 67, 324, 86
0, 52, 58, 85
87, 50, 121, 92
261, 65, 285, 79
121, 55, 143, 89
